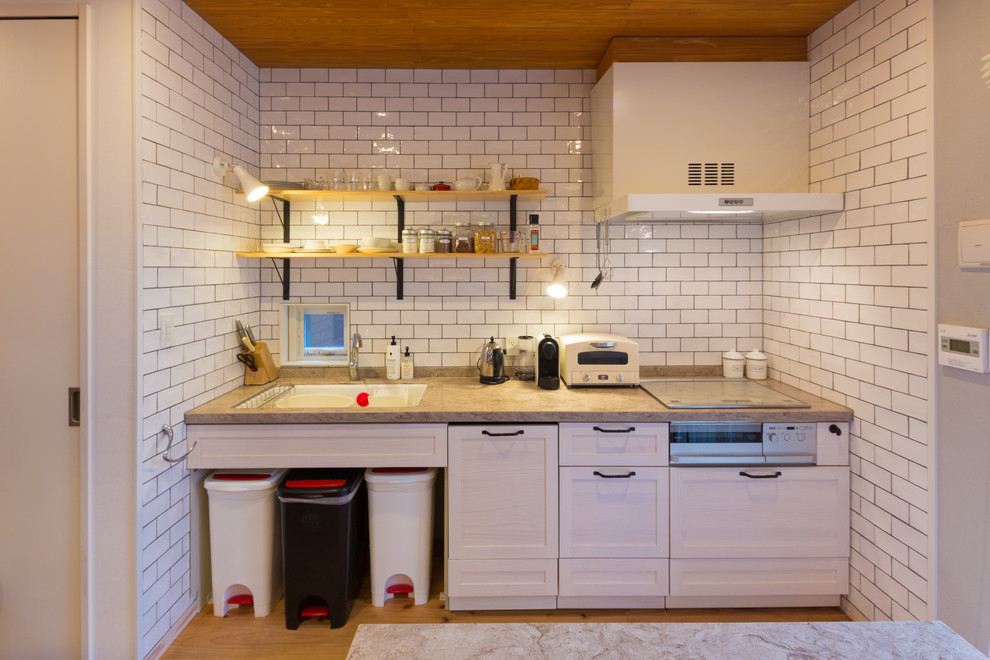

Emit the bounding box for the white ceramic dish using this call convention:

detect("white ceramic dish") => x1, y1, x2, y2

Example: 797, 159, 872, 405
294, 248, 333, 253
361, 236, 394, 249
357, 247, 399, 254
332, 244, 359, 254
261, 243, 299, 253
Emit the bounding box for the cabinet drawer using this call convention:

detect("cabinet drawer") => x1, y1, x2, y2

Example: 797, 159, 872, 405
670, 466, 849, 559
186, 423, 447, 469
447, 559, 558, 598
669, 558, 849, 597
559, 558, 669, 597
559, 466, 669, 558
559, 423, 668, 466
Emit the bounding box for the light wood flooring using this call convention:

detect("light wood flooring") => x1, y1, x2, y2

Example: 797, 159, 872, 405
162, 560, 849, 659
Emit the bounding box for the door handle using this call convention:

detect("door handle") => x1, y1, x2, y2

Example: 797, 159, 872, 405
593, 470, 636, 479
68, 387, 80, 427
481, 429, 524, 437
592, 426, 635, 433
739, 471, 782, 479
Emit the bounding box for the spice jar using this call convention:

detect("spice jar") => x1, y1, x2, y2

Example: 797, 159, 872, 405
436, 227, 452, 253
418, 227, 436, 253
474, 222, 497, 254
401, 228, 418, 254
452, 222, 474, 253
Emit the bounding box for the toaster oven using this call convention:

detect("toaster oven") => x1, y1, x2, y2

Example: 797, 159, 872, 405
558, 333, 639, 387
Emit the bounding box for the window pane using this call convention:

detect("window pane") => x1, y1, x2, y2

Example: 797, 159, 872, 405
304, 312, 344, 353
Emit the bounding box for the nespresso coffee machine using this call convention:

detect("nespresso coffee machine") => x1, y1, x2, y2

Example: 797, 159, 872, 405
537, 334, 560, 390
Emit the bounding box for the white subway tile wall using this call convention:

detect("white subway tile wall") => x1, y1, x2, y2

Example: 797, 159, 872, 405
253, 69, 765, 367
765, 0, 930, 621
140, 0, 262, 654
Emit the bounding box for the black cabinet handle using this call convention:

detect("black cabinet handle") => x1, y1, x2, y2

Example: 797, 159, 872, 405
482, 429, 524, 437
829, 424, 842, 436
592, 426, 636, 433
739, 471, 782, 479
593, 470, 636, 479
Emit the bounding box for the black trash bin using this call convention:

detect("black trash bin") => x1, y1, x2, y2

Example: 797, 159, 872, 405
277, 468, 367, 630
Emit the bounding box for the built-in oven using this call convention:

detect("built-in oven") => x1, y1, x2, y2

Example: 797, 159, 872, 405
669, 421, 818, 466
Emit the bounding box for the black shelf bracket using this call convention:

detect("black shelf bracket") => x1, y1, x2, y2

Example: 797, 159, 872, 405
272, 196, 291, 300
394, 195, 405, 300
509, 194, 518, 299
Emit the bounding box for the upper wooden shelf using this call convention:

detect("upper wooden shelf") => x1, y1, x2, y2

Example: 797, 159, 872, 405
237, 251, 549, 259
249, 188, 548, 203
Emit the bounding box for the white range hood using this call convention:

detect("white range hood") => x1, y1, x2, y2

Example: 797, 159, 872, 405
592, 62, 845, 223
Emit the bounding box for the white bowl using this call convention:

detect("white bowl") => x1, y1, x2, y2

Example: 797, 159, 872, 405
361, 236, 393, 249
332, 244, 359, 254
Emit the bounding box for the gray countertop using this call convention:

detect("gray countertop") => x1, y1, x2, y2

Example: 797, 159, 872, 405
184, 375, 852, 425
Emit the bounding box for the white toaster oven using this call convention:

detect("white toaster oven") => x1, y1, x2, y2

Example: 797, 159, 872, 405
558, 333, 639, 387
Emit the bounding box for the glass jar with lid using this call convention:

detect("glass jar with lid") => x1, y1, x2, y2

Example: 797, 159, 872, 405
473, 222, 497, 254
418, 227, 436, 254
401, 228, 418, 253
452, 222, 474, 253
436, 227, 452, 253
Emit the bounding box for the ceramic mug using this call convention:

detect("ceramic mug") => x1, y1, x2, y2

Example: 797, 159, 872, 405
376, 174, 392, 191
395, 178, 411, 191
414, 183, 431, 191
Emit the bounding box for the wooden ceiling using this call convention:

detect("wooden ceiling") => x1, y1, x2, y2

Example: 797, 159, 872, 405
183, 0, 857, 72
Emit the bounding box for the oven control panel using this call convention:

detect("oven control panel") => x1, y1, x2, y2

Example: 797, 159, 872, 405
762, 423, 817, 463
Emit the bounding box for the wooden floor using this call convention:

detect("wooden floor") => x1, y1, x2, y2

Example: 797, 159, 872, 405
162, 563, 850, 659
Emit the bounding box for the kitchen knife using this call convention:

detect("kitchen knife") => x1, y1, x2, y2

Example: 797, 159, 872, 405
235, 319, 255, 352
244, 322, 257, 346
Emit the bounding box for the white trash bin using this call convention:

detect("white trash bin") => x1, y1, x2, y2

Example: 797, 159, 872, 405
364, 467, 437, 606
205, 469, 287, 617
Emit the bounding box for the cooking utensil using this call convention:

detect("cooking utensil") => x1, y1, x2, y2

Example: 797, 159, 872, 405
244, 322, 257, 346
235, 319, 255, 352
591, 222, 604, 289
237, 353, 258, 372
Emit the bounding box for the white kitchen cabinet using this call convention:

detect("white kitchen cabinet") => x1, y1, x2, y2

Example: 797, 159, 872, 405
447, 424, 558, 610
669, 466, 849, 559
668, 465, 849, 606
557, 422, 669, 609
559, 466, 668, 558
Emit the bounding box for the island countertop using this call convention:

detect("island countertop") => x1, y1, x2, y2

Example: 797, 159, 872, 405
184, 375, 852, 425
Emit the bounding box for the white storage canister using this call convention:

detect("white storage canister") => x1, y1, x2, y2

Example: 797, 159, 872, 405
745, 350, 768, 380
721, 350, 746, 379
364, 467, 437, 607
204, 468, 287, 617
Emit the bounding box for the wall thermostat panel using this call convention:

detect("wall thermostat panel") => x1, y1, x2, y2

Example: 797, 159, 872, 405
938, 324, 989, 373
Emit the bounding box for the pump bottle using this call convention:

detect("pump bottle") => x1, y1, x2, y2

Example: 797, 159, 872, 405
385, 335, 401, 380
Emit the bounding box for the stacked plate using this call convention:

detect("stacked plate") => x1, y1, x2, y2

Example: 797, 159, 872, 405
261, 181, 305, 190
260, 243, 299, 253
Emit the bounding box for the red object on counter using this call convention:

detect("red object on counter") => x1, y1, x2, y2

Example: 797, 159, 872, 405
432, 181, 450, 190
356, 392, 370, 407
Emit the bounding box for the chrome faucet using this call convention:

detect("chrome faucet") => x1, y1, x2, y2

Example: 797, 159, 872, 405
348, 332, 363, 380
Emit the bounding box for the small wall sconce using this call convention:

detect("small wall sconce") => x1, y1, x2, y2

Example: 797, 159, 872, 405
213, 155, 268, 202
546, 259, 568, 298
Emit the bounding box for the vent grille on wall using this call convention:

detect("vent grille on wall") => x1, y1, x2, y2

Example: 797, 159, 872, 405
687, 162, 735, 186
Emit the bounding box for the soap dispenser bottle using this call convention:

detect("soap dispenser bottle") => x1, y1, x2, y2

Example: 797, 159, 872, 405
386, 335, 401, 380
401, 346, 414, 380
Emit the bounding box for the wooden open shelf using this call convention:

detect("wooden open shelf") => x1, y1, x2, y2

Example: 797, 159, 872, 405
237, 251, 549, 259
248, 188, 548, 203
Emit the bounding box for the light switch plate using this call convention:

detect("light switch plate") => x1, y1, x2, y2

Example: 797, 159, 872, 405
160, 312, 175, 348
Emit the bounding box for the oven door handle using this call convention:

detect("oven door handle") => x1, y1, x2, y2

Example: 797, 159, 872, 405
593, 470, 636, 479
739, 470, 782, 479
592, 425, 636, 433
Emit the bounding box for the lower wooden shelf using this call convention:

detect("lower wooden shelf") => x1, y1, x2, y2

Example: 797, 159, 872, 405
236, 251, 548, 259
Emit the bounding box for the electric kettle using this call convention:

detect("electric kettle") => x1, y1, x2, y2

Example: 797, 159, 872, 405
478, 336, 508, 385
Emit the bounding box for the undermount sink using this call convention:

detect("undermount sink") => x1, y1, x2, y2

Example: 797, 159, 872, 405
235, 383, 428, 409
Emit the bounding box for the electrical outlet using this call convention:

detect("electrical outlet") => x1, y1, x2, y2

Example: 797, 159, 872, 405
504, 336, 520, 356
160, 312, 175, 347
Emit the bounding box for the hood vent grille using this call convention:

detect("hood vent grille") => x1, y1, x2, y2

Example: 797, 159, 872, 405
688, 162, 735, 187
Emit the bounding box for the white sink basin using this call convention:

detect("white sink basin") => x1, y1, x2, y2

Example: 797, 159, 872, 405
266, 383, 428, 409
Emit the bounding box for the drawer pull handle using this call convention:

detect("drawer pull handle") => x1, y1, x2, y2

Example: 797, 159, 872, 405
739, 470, 782, 479
481, 429, 524, 437
592, 426, 636, 433
593, 470, 636, 479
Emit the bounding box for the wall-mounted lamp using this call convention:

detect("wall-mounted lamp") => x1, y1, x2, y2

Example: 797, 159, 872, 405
213, 155, 268, 202
546, 259, 568, 298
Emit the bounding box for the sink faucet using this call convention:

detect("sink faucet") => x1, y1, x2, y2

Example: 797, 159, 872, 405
348, 332, 363, 380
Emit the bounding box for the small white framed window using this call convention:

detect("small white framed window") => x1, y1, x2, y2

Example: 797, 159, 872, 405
280, 303, 349, 366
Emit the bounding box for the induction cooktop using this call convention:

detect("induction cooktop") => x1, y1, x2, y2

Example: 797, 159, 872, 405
639, 378, 811, 409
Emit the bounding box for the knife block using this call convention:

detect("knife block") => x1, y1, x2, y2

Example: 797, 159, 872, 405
243, 342, 279, 385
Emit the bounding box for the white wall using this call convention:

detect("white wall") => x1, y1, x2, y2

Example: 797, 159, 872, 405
933, 0, 990, 652
767, 0, 932, 621
138, 0, 261, 654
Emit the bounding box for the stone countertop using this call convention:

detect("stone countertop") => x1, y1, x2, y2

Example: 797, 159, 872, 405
345, 621, 986, 660
184, 376, 852, 425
